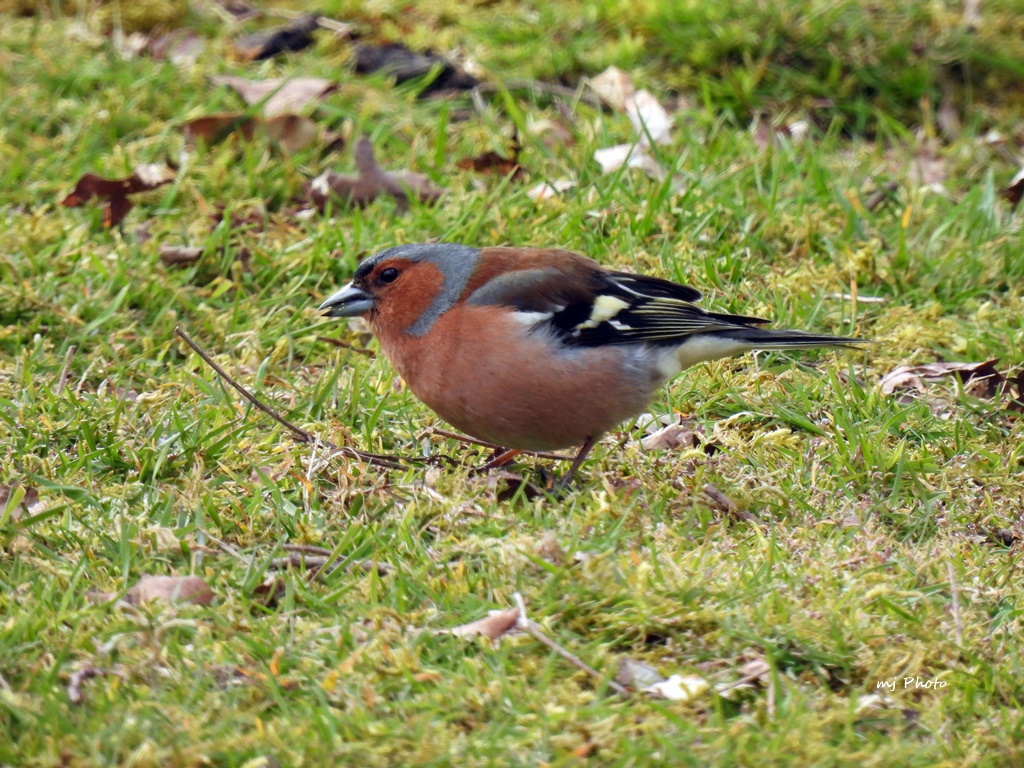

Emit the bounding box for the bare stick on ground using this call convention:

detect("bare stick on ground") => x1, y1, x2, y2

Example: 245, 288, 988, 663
175, 327, 409, 470
512, 592, 630, 697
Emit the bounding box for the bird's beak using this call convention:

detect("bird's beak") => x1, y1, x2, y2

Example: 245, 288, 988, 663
319, 282, 375, 317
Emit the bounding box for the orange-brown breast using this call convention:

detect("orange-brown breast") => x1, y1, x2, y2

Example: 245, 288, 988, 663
372, 302, 656, 450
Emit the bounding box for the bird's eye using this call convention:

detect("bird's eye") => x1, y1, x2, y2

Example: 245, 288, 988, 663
379, 267, 400, 284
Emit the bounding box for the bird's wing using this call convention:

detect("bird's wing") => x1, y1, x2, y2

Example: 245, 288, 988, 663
462, 248, 769, 348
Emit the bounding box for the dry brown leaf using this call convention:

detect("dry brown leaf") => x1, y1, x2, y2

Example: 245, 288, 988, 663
0, 485, 42, 523
352, 43, 479, 97
212, 75, 336, 117
752, 112, 810, 151
640, 423, 700, 451
445, 607, 522, 640
124, 574, 214, 606
158, 245, 204, 266
879, 360, 1002, 399
909, 137, 947, 191
716, 657, 772, 698
626, 90, 671, 146
1005, 166, 1024, 210
589, 66, 634, 111
152, 28, 204, 65
235, 14, 320, 60
616, 657, 665, 690
593, 144, 666, 181
937, 93, 962, 143
963, 0, 982, 29
61, 164, 175, 227
536, 531, 567, 565
704, 483, 762, 523
469, 469, 546, 502
645, 673, 709, 701
303, 136, 445, 211
158, 244, 251, 271
264, 114, 319, 153
457, 130, 525, 180
67, 666, 110, 706
182, 112, 317, 153
526, 179, 576, 203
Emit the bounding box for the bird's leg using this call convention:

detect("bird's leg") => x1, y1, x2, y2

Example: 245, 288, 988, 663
558, 435, 597, 489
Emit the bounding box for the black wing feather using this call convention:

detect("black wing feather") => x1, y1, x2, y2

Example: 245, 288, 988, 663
547, 272, 770, 348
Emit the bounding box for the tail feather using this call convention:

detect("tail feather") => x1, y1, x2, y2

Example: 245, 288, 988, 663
715, 327, 866, 349
670, 327, 866, 371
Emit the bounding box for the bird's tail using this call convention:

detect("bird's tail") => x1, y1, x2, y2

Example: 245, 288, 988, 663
714, 327, 866, 350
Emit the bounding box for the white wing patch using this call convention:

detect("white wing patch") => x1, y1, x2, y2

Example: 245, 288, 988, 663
573, 295, 630, 333
510, 310, 556, 328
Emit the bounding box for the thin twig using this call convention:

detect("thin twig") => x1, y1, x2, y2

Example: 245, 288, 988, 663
280, 543, 333, 557
430, 428, 572, 462
56, 345, 76, 395
511, 592, 629, 697
175, 327, 409, 470
522, 621, 630, 696
947, 560, 964, 647
864, 180, 899, 212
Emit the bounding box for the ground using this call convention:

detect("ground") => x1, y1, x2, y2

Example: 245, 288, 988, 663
2, 1, 1024, 766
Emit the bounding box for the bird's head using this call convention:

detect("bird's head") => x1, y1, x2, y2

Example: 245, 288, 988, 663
319, 243, 480, 336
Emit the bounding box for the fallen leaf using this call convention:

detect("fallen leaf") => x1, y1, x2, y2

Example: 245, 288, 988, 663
61, 164, 175, 227
589, 66, 634, 111
263, 114, 319, 153
593, 144, 665, 181
124, 574, 214, 606
252, 577, 287, 608
1005, 166, 1024, 210
704, 483, 762, 523
352, 42, 479, 97
67, 666, 110, 706
937, 92, 962, 143
909, 137, 947, 191
536, 531, 566, 565
212, 75, 337, 117
470, 469, 546, 502
616, 657, 665, 690
303, 135, 445, 211
457, 129, 525, 180
236, 14, 320, 60
0, 485, 42, 523
443, 606, 522, 640
626, 90, 671, 146
182, 112, 318, 153
527, 117, 575, 148
640, 423, 700, 451
963, 0, 981, 29
218, 0, 259, 21
526, 179, 576, 202
879, 360, 1003, 399
752, 112, 810, 151
151, 28, 205, 65
644, 673, 709, 702
592, 73, 679, 185
158, 244, 252, 272
158, 245, 204, 266
716, 657, 772, 697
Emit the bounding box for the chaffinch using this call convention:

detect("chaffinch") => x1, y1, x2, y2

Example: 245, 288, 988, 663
320, 244, 862, 484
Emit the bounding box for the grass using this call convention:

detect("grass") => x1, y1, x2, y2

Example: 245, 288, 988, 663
2, 0, 1024, 765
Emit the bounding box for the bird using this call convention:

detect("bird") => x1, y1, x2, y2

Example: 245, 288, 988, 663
319, 243, 863, 486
